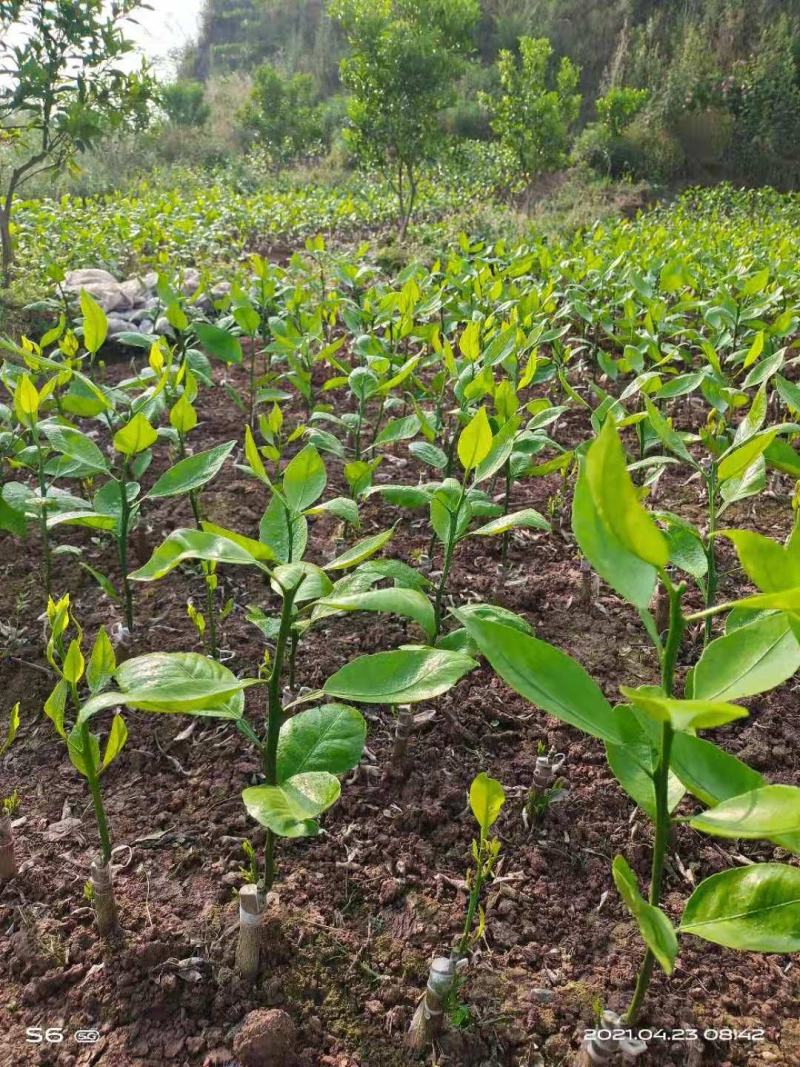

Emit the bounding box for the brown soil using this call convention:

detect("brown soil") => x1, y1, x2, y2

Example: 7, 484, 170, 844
1, 356, 798, 1067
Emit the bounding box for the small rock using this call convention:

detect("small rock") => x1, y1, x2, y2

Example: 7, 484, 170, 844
233, 1008, 296, 1067
64, 268, 117, 288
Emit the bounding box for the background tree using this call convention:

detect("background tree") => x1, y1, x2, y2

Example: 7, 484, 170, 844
330, 0, 480, 239
240, 64, 324, 162
0, 0, 153, 287
160, 81, 210, 128
481, 36, 581, 187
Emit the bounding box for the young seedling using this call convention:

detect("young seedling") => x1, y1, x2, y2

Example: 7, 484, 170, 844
42, 597, 126, 935
408, 772, 505, 1050
456, 419, 800, 1044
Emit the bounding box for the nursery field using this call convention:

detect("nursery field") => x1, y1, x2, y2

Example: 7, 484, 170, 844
2, 184, 800, 1067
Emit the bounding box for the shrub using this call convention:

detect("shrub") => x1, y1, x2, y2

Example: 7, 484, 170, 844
160, 80, 210, 127
240, 64, 325, 162
480, 36, 581, 185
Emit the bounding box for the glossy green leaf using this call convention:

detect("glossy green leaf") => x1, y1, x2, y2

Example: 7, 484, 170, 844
454, 611, 624, 745
471, 507, 550, 537
693, 612, 800, 701
242, 771, 341, 838
195, 321, 243, 364
670, 732, 764, 808
148, 441, 235, 499
315, 588, 436, 641
572, 418, 667, 608
620, 687, 748, 731
277, 703, 366, 781
43, 424, 110, 475
130, 528, 265, 581
680, 863, 800, 951
325, 528, 394, 570
689, 785, 800, 842
109, 652, 257, 717
283, 444, 327, 513
324, 647, 477, 704
612, 855, 678, 975
260, 493, 307, 563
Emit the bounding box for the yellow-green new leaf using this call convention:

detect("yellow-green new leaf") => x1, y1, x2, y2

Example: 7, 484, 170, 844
469, 772, 505, 833
101, 714, 128, 770
113, 413, 158, 456
1, 703, 20, 757
457, 407, 493, 472
62, 639, 85, 686
620, 687, 748, 731
572, 419, 668, 608
80, 289, 108, 355
87, 627, 116, 694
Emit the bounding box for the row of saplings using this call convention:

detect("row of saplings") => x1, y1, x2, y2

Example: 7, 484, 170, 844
3, 420, 800, 1062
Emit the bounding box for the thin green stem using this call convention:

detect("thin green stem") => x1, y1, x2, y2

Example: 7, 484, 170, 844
118, 459, 134, 632
34, 431, 52, 597
261, 584, 298, 893
625, 576, 685, 1024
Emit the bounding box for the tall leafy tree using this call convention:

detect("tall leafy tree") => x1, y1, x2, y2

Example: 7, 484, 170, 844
330, 0, 479, 239
0, 0, 153, 287
481, 36, 581, 187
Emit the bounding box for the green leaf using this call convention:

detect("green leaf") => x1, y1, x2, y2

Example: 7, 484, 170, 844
469, 772, 505, 832
47, 509, 117, 532
87, 627, 116, 694
409, 441, 448, 470
43, 424, 110, 475
67, 724, 100, 779
680, 863, 800, 952
458, 407, 493, 471
315, 588, 436, 641
62, 639, 85, 686
723, 530, 800, 593
148, 441, 235, 499
108, 652, 257, 718
719, 432, 776, 483
271, 562, 332, 602
277, 703, 366, 781
572, 419, 668, 608
693, 612, 800, 702
689, 785, 800, 842
471, 508, 550, 537
306, 496, 359, 525
324, 647, 477, 704
80, 289, 108, 355
453, 611, 625, 745
612, 856, 677, 975
606, 705, 685, 819
620, 687, 748, 731
325, 528, 394, 570
283, 444, 327, 513
375, 414, 420, 446
202, 522, 275, 562
101, 714, 128, 770
670, 733, 764, 808
44, 680, 68, 739
113, 413, 158, 456
195, 322, 243, 364
260, 494, 307, 563
242, 772, 341, 838
131, 528, 266, 581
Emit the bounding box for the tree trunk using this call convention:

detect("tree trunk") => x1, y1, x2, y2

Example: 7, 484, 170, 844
0, 203, 13, 290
